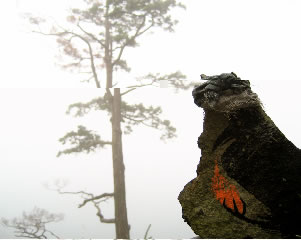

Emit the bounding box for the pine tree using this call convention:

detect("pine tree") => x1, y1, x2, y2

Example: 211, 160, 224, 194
25, 0, 196, 238
1, 207, 63, 239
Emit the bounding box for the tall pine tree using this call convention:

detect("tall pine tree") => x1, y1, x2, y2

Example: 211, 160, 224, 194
26, 0, 196, 238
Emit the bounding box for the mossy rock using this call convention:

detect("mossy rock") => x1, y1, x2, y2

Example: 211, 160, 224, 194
179, 73, 301, 238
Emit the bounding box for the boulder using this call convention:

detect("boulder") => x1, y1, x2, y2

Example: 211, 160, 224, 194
178, 73, 301, 238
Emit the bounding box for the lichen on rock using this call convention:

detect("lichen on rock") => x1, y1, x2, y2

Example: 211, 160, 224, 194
178, 73, 301, 238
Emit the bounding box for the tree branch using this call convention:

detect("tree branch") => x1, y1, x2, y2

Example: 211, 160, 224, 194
122, 115, 153, 128
78, 192, 114, 208
77, 22, 106, 48
80, 75, 94, 83
127, 82, 157, 88
1, 208, 62, 239
125, 72, 195, 92
121, 88, 137, 96
49, 182, 115, 224
93, 201, 116, 224
144, 224, 152, 239
33, 29, 101, 88
47, 229, 61, 239
112, 13, 154, 66
57, 125, 112, 157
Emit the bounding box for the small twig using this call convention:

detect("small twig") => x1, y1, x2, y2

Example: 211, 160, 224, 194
47, 181, 115, 225
144, 224, 152, 239
78, 193, 114, 208
121, 88, 137, 96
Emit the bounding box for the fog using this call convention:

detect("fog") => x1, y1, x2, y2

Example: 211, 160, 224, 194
1, 0, 301, 238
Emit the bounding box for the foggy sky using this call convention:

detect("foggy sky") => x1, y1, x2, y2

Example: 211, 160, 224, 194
1, 0, 301, 238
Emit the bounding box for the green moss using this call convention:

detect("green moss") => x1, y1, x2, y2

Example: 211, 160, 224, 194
178, 93, 301, 238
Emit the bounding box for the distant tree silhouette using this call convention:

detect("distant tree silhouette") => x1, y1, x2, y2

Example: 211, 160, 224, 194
1, 207, 63, 239
25, 0, 197, 238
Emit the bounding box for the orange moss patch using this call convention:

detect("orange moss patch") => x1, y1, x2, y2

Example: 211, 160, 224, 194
212, 159, 245, 214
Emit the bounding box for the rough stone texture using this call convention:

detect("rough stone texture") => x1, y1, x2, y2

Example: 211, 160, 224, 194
178, 73, 301, 238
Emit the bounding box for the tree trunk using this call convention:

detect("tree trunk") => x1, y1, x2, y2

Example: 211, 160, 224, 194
105, 2, 129, 237
111, 88, 130, 239
105, 0, 112, 89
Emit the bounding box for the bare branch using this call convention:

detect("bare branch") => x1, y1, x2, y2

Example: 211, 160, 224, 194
78, 192, 114, 208
127, 82, 157, 88
93, 201, 116, 224
77, 23, 106, 48
48, 181, 115, 224
80, 75, 94, 83
56, 189, 93, 197
47, 229, 61, 239
121, 88, 137, 96
144, 224, 152, 239
33, 29, 101, 88
126, 77, 158, 89
1, 208, 62, 239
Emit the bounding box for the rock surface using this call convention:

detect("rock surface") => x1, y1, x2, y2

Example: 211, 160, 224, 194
178, 73, 301, 238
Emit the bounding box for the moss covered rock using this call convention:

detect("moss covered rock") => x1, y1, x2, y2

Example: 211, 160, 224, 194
178, 73, 301, 238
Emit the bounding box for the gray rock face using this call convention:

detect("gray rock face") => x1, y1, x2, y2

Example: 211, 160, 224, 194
192, 72, 251, 109
178, 73, 301, 238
